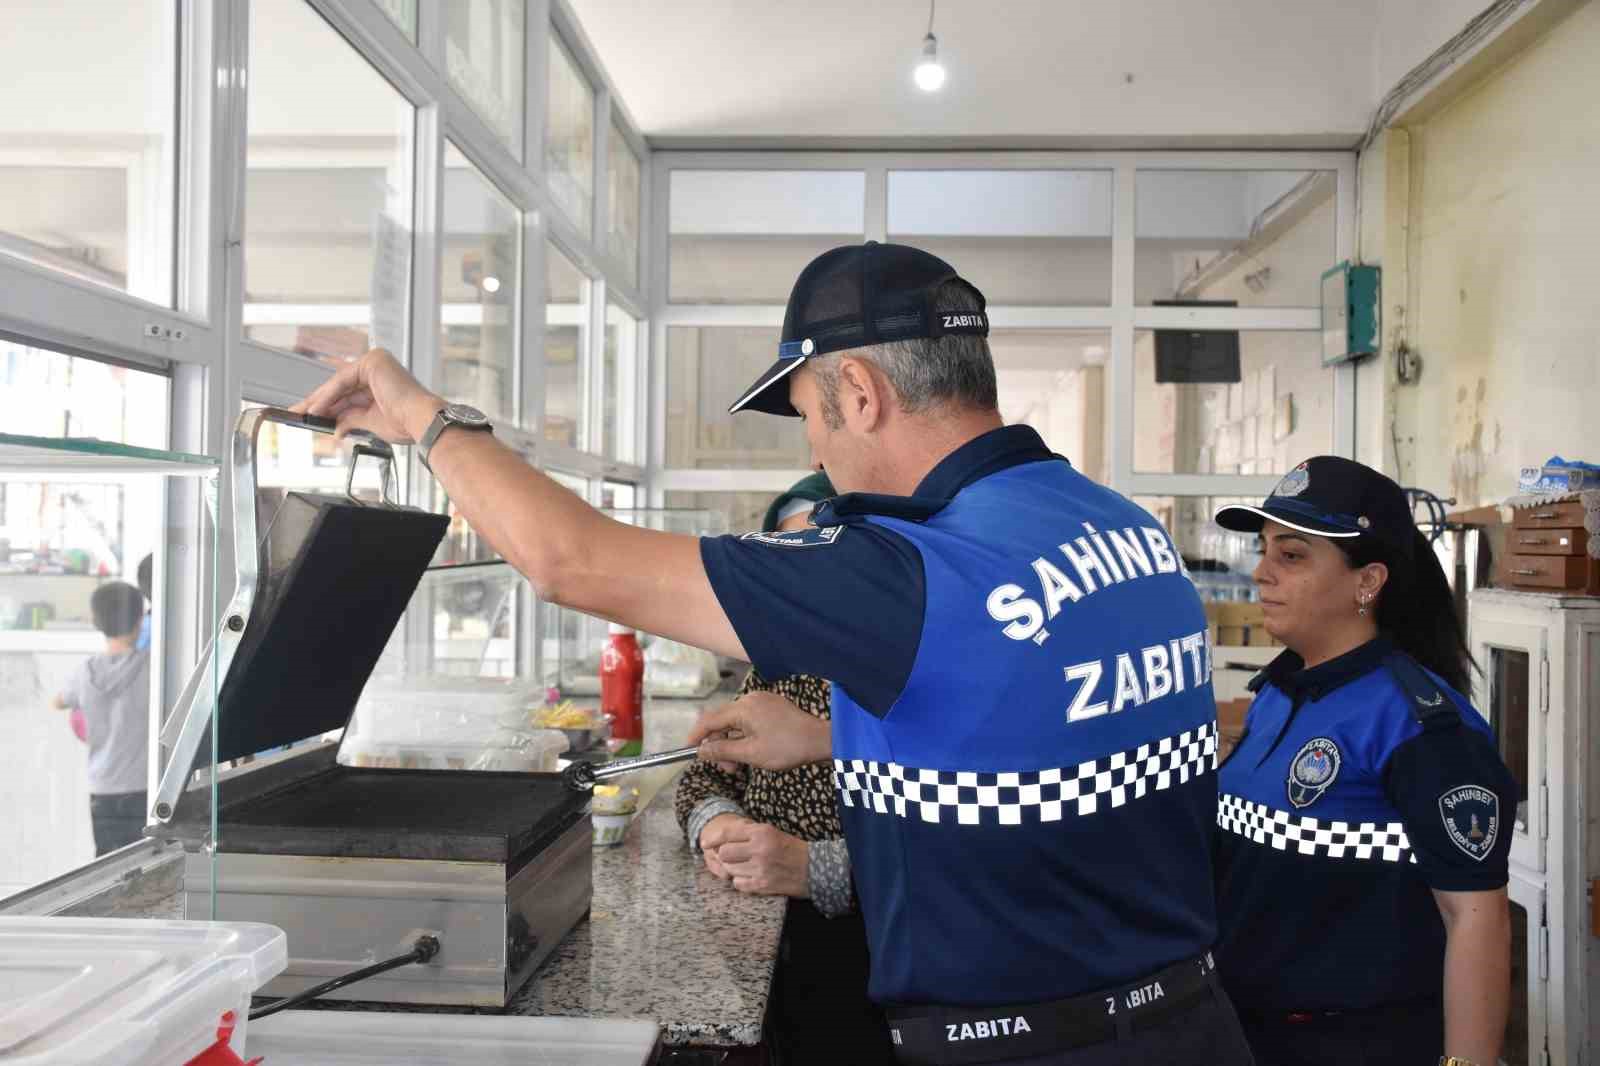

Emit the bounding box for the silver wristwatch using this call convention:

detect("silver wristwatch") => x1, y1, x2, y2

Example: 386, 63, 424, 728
417, 402, 492, 471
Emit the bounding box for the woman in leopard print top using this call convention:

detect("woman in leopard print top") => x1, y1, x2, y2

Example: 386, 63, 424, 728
672, 476, 892, 1064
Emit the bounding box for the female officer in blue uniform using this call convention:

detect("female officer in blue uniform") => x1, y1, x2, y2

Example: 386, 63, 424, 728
1212, 456, 1515, 1066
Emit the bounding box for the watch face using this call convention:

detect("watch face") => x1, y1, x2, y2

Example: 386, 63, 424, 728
443, 403, 489, 427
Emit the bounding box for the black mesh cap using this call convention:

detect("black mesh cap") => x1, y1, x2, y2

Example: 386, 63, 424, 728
1215, 455, 1416, 563
728, 241, 990, 416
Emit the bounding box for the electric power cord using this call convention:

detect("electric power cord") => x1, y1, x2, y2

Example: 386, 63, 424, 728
248, 934, 441, 1021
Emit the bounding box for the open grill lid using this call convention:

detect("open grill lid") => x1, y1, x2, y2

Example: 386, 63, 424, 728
152, 409, 447, 825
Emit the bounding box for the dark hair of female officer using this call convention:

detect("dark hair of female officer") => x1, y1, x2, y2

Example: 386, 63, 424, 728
1329, 525, 1473, 692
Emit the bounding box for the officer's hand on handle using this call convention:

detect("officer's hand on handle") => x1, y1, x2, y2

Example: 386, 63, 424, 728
697, 812, 753, 881
713, 821, 810, 899
689, 691, 831, 772
293, 347, 443, 445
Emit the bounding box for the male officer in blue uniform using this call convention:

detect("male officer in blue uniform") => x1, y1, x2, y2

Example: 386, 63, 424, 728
296, 242, 1252, 1065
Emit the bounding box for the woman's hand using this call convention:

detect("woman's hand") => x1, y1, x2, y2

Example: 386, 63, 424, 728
697, 812, 753, 880
713, 821, 811, 898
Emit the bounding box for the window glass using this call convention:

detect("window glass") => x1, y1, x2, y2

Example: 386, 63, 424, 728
1135, 170, 1336, 307
601, 481, 637, 510
546, 35, 594, 236
1132, 329, 1330, 476
441, 143, 520, 423
1488, 647, 1531, 834
889, 171, 1112, 305
664, 492, 778, 536
374, 0, 416, 38
0, 0, 177, 305
1131, 494, 1258, 596
669, 170, 865, 304
1, 342, 168, 448
244, 0, 414, 367
548, 470, 590, 500
607, 120, 641, 288
445, 0, 525, 157
544, 243, 588, 448
1, 347, 171, 894
665, 327, 811, 469
603, 302, 638, 462
990, 330, 1109, 483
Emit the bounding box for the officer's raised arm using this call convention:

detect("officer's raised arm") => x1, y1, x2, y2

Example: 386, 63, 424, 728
295, 347, 749, 661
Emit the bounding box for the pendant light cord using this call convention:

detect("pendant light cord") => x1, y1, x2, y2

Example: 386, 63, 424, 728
927, 0, 937, 37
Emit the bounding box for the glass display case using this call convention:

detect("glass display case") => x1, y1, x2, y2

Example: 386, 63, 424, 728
0, 432, 219, 914
540, 508, 730, 699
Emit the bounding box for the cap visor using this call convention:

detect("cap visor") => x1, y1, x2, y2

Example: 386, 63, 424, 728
728, 355, 805, 416
1214, 504, 1361, 539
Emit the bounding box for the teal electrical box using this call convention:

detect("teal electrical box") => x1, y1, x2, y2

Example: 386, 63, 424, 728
1320, 261, 1380, 366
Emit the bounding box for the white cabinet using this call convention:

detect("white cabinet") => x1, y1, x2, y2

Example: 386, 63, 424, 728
1468, 589, 1600, 1066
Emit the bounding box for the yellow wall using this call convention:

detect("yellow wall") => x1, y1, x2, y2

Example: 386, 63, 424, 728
1386, 0, 1600, 505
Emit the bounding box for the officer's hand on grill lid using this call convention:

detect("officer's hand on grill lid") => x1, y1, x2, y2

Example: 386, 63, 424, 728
690, 691, 830, 772
293, 347, 444, 445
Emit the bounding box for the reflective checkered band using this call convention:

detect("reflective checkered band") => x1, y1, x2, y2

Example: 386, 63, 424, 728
1217, 793, 1417, 863
832, 723, 1216, 826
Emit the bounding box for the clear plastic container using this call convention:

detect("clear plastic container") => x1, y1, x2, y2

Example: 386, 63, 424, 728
349, 676, 544, 746
247, 1011, 659, 1065
340, 727, 568, 772
0, 916, 287, 1065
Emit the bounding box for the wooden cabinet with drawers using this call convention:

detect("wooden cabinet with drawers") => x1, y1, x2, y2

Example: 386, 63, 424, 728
1499, 498, 1599, 595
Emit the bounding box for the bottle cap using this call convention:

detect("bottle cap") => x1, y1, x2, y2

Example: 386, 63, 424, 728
607, 622, 633, 635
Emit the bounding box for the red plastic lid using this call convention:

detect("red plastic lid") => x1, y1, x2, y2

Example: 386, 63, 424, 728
182, 1012, 262, 1066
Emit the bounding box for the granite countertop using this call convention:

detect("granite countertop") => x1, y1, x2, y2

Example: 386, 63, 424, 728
509, 781, 785, 1046
63, 681, 786, 1050
506, 687, 786, 1047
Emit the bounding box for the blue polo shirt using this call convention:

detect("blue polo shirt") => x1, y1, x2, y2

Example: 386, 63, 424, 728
701, 425, 1221, 1007
1214, 638, 1516, 1011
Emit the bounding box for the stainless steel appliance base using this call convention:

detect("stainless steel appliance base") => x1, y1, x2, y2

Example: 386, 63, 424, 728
184, 815, 592, 1007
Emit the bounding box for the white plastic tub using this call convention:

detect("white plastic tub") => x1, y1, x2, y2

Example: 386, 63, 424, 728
247, 1011, 660, 1065
0, 916, 286, 1065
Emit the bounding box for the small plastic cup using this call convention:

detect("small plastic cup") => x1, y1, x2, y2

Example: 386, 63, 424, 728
592, 813, 630, 847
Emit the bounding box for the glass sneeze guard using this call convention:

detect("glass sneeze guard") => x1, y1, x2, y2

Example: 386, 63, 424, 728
0, 432, 220, 917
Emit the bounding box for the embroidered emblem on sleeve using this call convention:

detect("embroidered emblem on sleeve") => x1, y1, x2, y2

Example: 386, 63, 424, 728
1438, 784, 1500, 862
738, 525, 845, 549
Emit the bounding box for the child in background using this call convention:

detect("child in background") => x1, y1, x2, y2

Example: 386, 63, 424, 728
51, 582, 151, 855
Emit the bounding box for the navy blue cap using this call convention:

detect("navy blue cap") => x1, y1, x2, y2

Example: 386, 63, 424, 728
1215, 456, 1416, 562
728, 241, 989, 417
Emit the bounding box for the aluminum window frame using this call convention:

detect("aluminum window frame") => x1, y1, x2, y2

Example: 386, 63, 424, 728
648, 150, 1356, 505
0, 0, 649, 901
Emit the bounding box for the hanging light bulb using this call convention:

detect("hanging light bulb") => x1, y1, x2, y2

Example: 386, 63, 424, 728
914, 34, 945, 92
913, 0, 945, 92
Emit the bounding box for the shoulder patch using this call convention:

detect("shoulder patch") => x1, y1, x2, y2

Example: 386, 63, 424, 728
1439, 784, 1500, 861
1384, 652, 1458, 729
1286, 737, 1342, 808
738, 525, 845, 549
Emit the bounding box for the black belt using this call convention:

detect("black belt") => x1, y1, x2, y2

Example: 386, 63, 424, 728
885, 952, 1220, 1066
1235, 997, 1442, 1027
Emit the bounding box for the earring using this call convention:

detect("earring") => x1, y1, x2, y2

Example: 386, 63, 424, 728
1357, 595, 1370, 617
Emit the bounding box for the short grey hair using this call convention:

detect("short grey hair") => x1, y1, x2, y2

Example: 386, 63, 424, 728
810, 281, 998, 429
